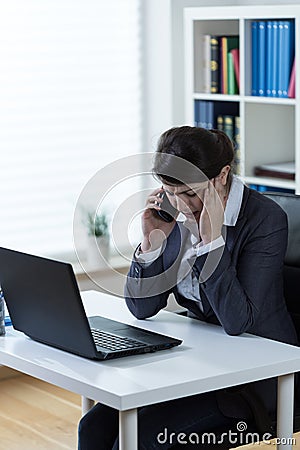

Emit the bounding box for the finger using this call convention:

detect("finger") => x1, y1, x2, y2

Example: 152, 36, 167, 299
146, 195, 163, 208
149, 187, 164, 197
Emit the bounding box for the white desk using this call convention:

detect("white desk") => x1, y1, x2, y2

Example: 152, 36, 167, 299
0, 290, 300, 450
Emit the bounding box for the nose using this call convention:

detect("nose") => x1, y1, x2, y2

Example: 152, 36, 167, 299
174, 196, 192, 214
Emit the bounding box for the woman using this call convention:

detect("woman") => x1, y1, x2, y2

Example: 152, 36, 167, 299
78, 126, 297, 449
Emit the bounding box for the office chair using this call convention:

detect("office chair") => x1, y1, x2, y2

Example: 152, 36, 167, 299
263, 192, 300, 432
172, 192, 300, 449
263, 192, 300, 343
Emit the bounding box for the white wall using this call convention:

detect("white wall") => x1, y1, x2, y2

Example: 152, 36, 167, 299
141, 0, 173, 153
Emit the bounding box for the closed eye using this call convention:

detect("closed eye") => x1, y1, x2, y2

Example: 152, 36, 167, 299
164, 190, 175, 197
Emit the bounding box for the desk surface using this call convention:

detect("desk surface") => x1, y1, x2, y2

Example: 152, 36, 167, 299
1, 290, 300, 411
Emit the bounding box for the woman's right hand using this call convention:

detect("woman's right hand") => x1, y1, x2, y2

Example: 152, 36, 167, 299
140, 187, 176, 253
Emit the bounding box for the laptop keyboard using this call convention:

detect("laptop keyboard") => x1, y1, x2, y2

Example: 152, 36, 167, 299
91, 328, 147, 352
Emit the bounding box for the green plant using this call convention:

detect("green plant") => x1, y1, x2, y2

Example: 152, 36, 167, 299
85, 210, 109, 238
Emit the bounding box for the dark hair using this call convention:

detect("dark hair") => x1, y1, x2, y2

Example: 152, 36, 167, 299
153, 126, 234, 185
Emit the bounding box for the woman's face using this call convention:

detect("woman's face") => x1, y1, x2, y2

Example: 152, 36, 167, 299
162, 166, 230, 222
162, 181, 209, 222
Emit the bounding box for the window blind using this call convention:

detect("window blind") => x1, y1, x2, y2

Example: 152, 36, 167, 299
0, 0, 141, 259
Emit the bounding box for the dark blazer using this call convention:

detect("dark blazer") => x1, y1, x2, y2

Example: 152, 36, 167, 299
125, 186, 298, 425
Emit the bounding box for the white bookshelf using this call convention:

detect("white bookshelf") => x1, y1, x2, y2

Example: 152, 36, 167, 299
184, 5, 300, 193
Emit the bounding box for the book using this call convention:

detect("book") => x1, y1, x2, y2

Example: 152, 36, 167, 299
201, 34, 211, 93
254, 161, 295, 180
257, 21, 266, 96
220, 36, 227, 94
233, 116, 241, 175
227, 52, 236, 95
194, 100, 200, 127
249, 184, 294, 194
251, 21, 258, 96
223, 115, 234, 142
201, 101, 239, 129
210, 36, 219, 93
230, 48, 240, 91
198, 101, 207, 128
206, 101, 213, 129
266, 21, 273, 96
271, 21, 279, 97
288, 58, 295, 98
220, 36, 239, 94
217, 115, 224, 131
278, 21, 293, 98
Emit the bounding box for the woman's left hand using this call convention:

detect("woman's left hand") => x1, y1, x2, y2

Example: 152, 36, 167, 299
199, 178, 226, 245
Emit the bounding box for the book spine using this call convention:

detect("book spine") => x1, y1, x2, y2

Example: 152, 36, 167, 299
288, 58, 295, 98
217, 115, 224, 131
277, 21, 284, 97
221, 36, 228, 94
251, 21, 258, 96
278, 21, 292, 98
223, 115, 234, 142
194, 100, 199, 127
230, 48, 240, 93
199, 101, 207, 128
201, 34, 211, 93
227, 52, 235, 95
257, 21, 266, 96
206, 101, 213, 129
233, 116, 241, 175
271, 21, 279, 97
266, 21, 273, 97
210, 36, 219, 93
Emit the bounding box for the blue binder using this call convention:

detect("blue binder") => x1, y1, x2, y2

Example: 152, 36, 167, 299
266, 21, 273, 97
271, 21, 279, 97
257, 21, 266, 96
206, 101, 213, 129
199, 101, 207, 128
278, 21, 292, 98
251, 21, 258, 96
194, 100, 199, 127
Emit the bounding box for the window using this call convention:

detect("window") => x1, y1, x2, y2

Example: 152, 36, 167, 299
0, 0, 142, 259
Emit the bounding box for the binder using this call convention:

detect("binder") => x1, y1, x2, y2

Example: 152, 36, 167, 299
199, 101, 207, 128
251, 21, 258, 96
206, 101, 213, 129
257, 21, 266, 96
266, 21, 273, 96
234, 116, 241, 175
194, 100, 200, 127
278, 21, 292, 98
271, 21, 279, 97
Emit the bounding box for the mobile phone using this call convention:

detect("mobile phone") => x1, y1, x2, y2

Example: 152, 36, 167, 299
155, 192, 178, 223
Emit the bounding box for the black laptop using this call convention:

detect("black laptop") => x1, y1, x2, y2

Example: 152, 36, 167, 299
0, 247, 182, 360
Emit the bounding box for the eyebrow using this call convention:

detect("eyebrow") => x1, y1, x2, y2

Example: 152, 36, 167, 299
164, 187, 197, 195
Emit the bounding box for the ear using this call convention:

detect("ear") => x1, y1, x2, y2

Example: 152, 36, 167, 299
217, 165, 231, 186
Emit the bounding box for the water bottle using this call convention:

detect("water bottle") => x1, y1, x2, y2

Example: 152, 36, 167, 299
0, 286, 6, 336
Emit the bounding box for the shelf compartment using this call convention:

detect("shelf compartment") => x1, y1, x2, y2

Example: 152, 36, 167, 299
193, 20, 239, 94
244, 18, 295, 98
244, 102, 295, 180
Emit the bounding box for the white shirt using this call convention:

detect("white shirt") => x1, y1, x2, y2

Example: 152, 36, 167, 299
136, 176, 244, 308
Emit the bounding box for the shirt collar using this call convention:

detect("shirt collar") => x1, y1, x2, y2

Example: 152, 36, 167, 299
224, 175, 244, 226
